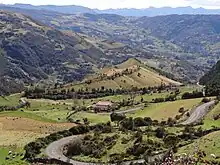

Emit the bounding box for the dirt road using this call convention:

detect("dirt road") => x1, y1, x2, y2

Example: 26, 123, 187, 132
181, 100, 215, 125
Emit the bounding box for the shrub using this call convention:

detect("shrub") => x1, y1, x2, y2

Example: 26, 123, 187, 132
155, 127, 166, 138
134, 117, 147, 127
201, 97, 210, 103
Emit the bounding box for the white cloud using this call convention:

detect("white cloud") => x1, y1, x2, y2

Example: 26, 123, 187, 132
0, 0, 220, 9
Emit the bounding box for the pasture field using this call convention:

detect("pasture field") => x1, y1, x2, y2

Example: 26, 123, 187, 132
65, 58, 181, 90
133, 98, 202, 121
70, 98, 202, 124
178, 131, 220, 161
0, 116, 75, 164
0, 85, 199, 125
0, 94, 23, 106
0, 147, 27, 165
71, 67, 181, 90
202, 103, 220, 129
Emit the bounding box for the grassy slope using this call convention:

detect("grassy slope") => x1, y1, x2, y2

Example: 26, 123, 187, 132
133, 98, 202, 121
178, 131, 220, 161
70, 98, 201, 124
0, 147, 27, 165
202, 103, 220, 129
0, 94, 22, 106
70, 59, 181, 90
0, 111, 56, 123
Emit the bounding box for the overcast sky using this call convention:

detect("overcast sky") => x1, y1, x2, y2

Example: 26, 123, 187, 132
1, 0, 220, 9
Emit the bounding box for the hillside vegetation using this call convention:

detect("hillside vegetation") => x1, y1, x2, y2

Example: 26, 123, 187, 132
2, 8, 218, 82
200, 60, 220, 96
72, 59, 181, 90
0, 11, 114, 94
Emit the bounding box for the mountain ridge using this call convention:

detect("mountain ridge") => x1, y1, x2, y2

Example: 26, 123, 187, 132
0, 6, 217, 83
0, 10, 108, 94
3, 4, 220, 16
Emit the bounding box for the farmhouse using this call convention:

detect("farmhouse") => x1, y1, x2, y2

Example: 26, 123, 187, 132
92, 101, 114, 112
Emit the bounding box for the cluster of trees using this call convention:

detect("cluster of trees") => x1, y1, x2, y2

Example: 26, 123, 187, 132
182, 91, 204, 99
179, 126, 220, 140
85, 66, 140, 84
110, 113, 178, 130
200, 60, 220, 96
126, 137, 163, 157
66, 133, 118, 159
152, 90, 180, 103
24, 84, 175, 100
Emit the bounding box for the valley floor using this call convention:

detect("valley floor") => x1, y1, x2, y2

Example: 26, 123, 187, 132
0, 85, 219, 164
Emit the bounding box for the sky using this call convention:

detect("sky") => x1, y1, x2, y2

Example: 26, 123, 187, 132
1, 0, 220, 10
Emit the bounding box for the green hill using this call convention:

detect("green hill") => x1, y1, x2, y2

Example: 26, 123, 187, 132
200, 60, 220, 96
71, 59, 181, 90
0, 10, 111, 95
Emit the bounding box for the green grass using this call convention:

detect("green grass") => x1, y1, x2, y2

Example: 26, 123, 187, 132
133, 98, 202, 121
178, 131, 220, 161
29, 109, 70, 122
70, 98, 202, 124
0, 111, 56, 123
71, 112, 110, 124
0, 147, 27, 165
202, 103, 220, 129
0, 94, 22, 106
73, 132, 163, 163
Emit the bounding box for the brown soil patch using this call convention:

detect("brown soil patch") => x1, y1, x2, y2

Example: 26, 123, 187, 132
0, 117, 75, 134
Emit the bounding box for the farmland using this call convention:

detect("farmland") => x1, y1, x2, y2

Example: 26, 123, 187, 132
66, 59, 181, 90
0, 84, 218, 165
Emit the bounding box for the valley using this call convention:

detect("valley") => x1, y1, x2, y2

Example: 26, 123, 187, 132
0, 3, 220, 165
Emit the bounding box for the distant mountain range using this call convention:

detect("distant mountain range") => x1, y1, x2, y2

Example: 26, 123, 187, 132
2, 3, 95, 14
96, 7, 220, 17
2, 3, 220, 16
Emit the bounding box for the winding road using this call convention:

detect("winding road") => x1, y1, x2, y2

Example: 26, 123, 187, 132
181, 100, 215, 125
45, 135, 145, 165
45, 101, 216, 165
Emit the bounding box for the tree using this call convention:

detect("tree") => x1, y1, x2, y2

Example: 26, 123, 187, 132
164, 135, 179, 149
110, 113, 126, 126
120, 117, 134, 130
155, 127, 166, 138
134, 117, 147, 127
83, 118, 90, 125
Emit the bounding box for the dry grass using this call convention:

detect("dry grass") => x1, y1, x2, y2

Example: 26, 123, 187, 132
0, 117, 75, 147
67, 58, 181, 90
71, 67, 181, 90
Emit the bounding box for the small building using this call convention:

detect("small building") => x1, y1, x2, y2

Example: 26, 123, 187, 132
92, 101, 114, 112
